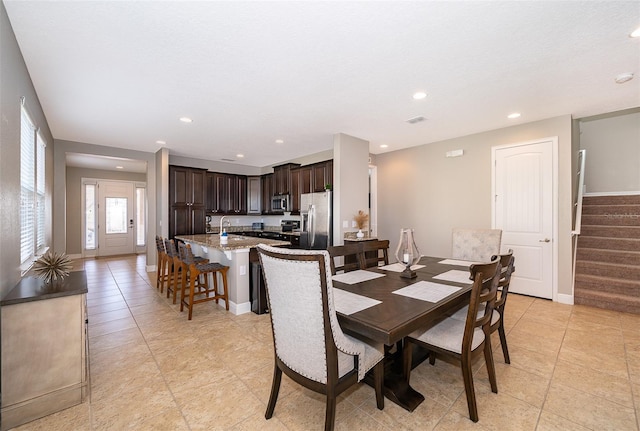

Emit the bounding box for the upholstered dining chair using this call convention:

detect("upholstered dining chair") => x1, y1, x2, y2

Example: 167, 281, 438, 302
257, 244, 385, 431
360, 239, 390, 269
403, 259, 502, 423
451, 228, 502, 262
327, 243, 363, 274
449, 250, 515, 363
155, 236, 168, 292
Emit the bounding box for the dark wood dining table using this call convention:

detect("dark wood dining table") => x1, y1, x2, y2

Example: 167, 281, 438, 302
333, 256, 474, 412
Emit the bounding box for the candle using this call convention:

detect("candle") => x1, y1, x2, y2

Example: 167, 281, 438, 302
403, 252, 410, 264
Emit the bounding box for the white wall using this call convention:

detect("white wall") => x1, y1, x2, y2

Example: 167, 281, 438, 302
580, 109, 640, 194
375, 115, 574, 296
333, 133, 370, 245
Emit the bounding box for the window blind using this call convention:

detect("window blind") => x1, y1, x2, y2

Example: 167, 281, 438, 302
20, 106, 36, 263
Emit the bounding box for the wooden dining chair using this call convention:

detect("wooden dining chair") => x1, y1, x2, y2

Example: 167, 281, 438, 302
327, 243, 363, 274
155, 236, 168, 292
257, 244, 384, 431
403, 259, 502, 422
451, 228, 502, 262
360, 239, 390, 269
448, 250, 515, 363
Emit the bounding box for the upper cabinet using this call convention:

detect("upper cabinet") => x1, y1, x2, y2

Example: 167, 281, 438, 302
206, 172, 247, 215
273, 163, 301, 195
247, 176, 261, 214
312, 160, 333, 192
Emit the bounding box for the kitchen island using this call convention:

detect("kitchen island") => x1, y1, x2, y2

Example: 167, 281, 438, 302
175, 233, 289, 315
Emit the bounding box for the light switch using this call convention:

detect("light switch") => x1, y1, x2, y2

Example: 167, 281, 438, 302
352, 221, 357, 228
239, 265, 247, 276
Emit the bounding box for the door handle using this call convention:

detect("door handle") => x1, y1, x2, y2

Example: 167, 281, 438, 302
539, 238, 551, 243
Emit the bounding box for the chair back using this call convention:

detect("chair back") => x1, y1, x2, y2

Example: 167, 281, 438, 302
463, 259, 501, 355
164, 239, 178, 258
360, 240, 390, 269
491, 250, 515, 311
327, 243, 363, 274
452, 228, 502, 262
178, 241, 196, 264
155, 235, 165, 253
257, 244, 366, 384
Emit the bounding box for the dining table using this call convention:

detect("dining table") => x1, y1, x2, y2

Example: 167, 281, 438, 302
332, 256, 475, 412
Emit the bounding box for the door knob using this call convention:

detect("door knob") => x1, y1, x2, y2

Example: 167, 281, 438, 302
539, 238, 551, 243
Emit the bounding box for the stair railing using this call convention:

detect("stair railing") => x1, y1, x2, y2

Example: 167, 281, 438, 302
571, 149, 586, 296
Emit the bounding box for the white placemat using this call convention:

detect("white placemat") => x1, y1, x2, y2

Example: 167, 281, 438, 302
333, 288, 382, 315
438, 259, 481, 266
393, 281, 462, 303
378, 263, 426, 272
432, 269, 472, 284
332, 270, 386, 285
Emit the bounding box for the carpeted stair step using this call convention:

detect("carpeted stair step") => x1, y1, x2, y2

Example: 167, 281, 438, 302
581, 214, 640, 227
576, 248, 640, 266
574, 273, 640, 297
583, 195, 640, 206
577, 236, 640, 252
580, 225, 640, 239
581, 204, 640, 216
574, 289, 640, 315
575, 260, 640, 280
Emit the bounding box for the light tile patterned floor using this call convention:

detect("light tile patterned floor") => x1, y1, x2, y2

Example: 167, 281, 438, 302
11, 255, 640, 430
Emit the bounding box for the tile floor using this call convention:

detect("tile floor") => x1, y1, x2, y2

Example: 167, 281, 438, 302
12, 255, 640, 431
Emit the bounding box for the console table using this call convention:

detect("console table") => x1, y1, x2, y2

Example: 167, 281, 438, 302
1, 271, 89, 430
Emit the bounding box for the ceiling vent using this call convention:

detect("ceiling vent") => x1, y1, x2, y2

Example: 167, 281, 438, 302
406, 116, 427, 124
221, 158, 236, 162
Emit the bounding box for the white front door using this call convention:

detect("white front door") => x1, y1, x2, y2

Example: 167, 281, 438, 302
98, 181, 135, 256
493, 138, 555, 299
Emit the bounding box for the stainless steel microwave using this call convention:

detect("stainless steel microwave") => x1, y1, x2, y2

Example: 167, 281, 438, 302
271, 194, 290, 212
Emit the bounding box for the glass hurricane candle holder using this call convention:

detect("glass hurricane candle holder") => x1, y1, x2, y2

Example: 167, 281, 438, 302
394, 228, 421, 279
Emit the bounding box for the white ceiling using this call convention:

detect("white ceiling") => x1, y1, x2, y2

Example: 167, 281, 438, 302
5, 1, 640, 169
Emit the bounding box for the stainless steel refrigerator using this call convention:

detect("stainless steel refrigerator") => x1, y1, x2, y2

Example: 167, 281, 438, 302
300, 191, 332, 250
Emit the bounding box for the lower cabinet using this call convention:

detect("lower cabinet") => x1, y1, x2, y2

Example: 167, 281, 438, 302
1, 272, 89, 431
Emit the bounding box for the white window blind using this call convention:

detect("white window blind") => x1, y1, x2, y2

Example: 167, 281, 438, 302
20, 104, 46, 264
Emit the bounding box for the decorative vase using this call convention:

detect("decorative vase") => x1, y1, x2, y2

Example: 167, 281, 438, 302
356, 229, 364, 238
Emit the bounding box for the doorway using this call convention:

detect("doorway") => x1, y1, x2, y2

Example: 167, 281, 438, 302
83, 179, 146, 257
492, 138, 557, 299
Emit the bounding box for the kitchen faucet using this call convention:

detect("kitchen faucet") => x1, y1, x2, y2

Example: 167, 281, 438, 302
219, 216, 230, 235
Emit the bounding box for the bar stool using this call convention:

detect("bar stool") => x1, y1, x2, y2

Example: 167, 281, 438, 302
179, 242, 230, 320
155, 236, 168, 292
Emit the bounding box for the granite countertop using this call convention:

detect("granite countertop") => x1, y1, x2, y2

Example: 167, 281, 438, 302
176, 234, 290, 250
344, 232, 377, 241
1, 270, 88, 306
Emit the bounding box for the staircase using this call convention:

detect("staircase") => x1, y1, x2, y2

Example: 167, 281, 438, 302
574, 194, 640, 314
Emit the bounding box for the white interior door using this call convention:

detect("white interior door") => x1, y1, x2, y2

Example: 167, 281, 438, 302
98, 181, 135, 256
493, 139, 555, 299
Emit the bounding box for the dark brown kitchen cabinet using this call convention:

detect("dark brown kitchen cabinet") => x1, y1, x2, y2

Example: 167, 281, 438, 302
169, 165, 207, 238
206, 172, 247, 215
312, 160, 333, 192
273, 163, 300, 195
261, 173, 275, 214
299, 165, 312, 194
247, 176, 261, 214
290, 167, 301, 214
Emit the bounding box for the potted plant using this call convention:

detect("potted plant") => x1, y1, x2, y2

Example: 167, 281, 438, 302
353, 210, 369, 238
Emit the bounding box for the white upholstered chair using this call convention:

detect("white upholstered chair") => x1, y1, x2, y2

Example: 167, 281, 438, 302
403, 259, 502, 422
257, 244, 384, 431
451, 228, 502, 262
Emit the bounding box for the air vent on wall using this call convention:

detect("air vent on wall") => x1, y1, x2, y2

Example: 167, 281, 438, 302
221, 158, 236, 162
406, 116, 426, 124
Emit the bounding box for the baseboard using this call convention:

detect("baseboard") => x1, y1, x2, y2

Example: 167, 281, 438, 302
67, 253, 82, 260
556, 293, 574, 305
229, 300, 252, 316
146, 264, 156, 273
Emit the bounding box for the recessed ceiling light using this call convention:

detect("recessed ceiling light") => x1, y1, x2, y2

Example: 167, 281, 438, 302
380, 144, 388, 148
236, 154, 244, 158
413, 92, 427, 100
615, 72, 634, 84
507, 112, 521, 119
275, 139, 284, 144
179, 117, 193, 123
156, 140, 166, 145
630, 27, 640, 38
115, 166, 124, 169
